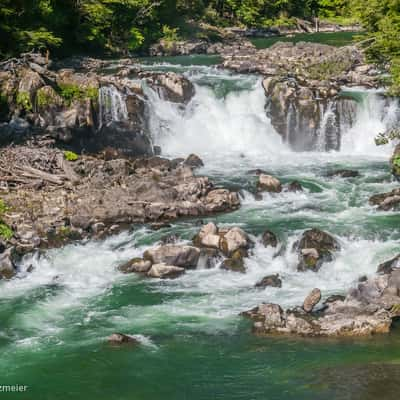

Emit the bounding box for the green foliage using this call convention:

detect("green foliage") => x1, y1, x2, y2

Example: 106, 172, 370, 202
0, 223, 13, 240
64, 150, 78, 162
352, 0, 400, 95
16, 91, 32, 112
162, 25, 180, 43
0, 0, 356, 58
58, 84, 98, 105
0, 199, 13, 240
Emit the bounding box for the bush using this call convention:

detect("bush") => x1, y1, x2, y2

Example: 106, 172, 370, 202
64, 151, 78, 161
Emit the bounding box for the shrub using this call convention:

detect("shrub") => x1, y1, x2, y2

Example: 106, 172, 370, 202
64, 151, 78, 161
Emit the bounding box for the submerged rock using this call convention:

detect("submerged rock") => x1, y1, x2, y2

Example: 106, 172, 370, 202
255, 274, 282, 288
144, 244, 200, 269
257, 174, 282, 193
261, 230, 278, 248
295, 228, 340, 272
287, 181, 303, 192
327, 169, 360, 178
147, 263, 185, 279
107, 333, 140, 345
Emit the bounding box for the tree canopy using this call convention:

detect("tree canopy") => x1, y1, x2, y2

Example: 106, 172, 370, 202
0, 0, 353, 58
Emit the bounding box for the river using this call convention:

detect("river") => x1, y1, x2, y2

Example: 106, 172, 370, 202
1, 55, 400, 399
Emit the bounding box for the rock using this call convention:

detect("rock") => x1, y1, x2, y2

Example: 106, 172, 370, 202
143, 244, 200, 269
220, 248, 247, 273
219, 227, 250, 256
107, 333, 140, 345
255, 274, 282, 288
141, 71, 195, 104
377, 254, 400, 275
295, 228, 340, 272
327, 169, 360, 178
369, 188, 400, 211
0, 248, 17, 280
118, 258, 152, 274
261, 230, 278, 248
198, 248, 222, 269
184, 154, 204, 169
204, 189, 240, 213
390, 144, 400, 179
287, 181, 303, 192
257, 174, 282, 193
303, 288, 321, 312
147, 263, 185, 279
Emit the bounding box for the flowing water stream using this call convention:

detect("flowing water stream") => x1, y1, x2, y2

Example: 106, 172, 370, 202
1, 61, 400, 400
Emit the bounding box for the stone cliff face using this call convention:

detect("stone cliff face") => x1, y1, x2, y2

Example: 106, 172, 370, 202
222, 42, 383, 151
0, 54, 195, 157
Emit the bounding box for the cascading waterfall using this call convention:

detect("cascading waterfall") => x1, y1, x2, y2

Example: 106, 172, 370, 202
98, 85, 128, 129
144, 77, 287, 160
340, 89, 400, 155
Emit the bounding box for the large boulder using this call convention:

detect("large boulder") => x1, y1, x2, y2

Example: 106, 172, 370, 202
147, 263, 185, 279
141, 71, 195, 104
219, 227, 250, 256
143, 244, 200, 269
295, 228, 340, 272
257, 174, 282, 193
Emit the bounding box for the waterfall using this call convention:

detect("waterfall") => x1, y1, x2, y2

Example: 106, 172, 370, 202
98, 86, 128, 129
145, 78, 286, 160
340, 89, 400, 156
316, 102, 339, 152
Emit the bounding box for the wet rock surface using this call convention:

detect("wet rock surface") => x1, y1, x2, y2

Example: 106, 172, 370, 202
243, 253, 400, 337
0, 146, 240, 254
295, 228, 340, 272
370, 188, 400, 211
255, 274, 282, 288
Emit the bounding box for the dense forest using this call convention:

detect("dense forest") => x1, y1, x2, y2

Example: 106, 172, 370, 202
0, 0, 351, 58
0, 0, 399, 92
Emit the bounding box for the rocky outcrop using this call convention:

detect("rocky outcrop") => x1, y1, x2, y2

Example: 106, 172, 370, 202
369, 188, 400, 211
222, 42, 379, 151
0, 54, 198, 157
0, 146, 240, 253
243, 253, 400, 337
295, 228, 340, 272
